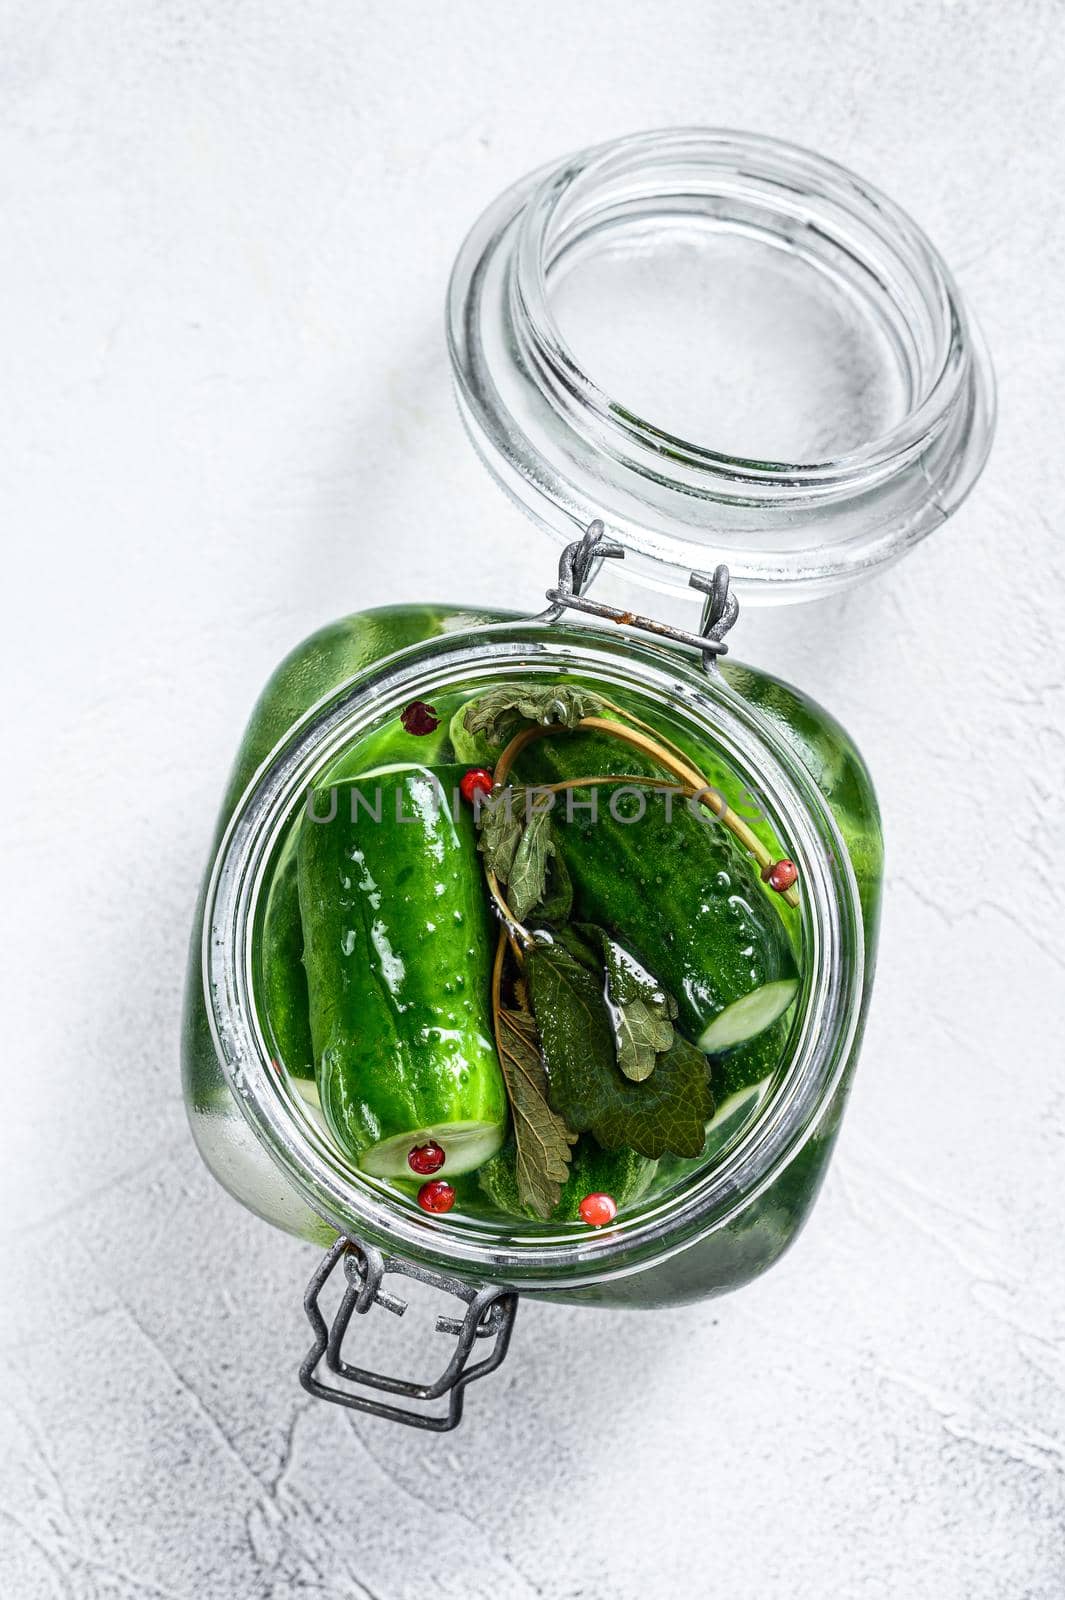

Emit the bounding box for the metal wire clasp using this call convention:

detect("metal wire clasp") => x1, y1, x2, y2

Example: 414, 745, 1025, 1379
299, 1236, 518, 1431
542, 519, 738, 672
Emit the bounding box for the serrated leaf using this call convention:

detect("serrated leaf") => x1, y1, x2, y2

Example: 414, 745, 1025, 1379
462, 685, 607, 748
527, 943, 713, 1159
534, 847, 572, 924
592, 1031, 714, 1158
494, 1003, 576, 1219
475, 786, 525, 881
614, 997, 674, 1082
476, 788, 569, 925
507, 806, 555, 921
577, 925, 677, 1082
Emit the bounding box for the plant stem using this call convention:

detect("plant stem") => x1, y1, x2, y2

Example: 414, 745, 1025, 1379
577, 716, 801, 908
485, 866, 532, 948
491, 926, 507, 1021
493, 722, 552, 787
598, 695, 699, 774
534, 773, 691, 795
486, 708, 800, 916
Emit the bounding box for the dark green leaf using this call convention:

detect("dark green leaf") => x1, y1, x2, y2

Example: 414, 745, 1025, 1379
613, 997, 674, 1082
577, 925, 677, 1082
534, 847, 573, 924
477, 789, 569, 925
476, 786, 525, 882
462, 685, 607, 748
590, 1031, 714, 1158
526, 941, 617, 1122
507, 807, 555, 921
494, 1003, 576, 1219
527, 943, 713, 1159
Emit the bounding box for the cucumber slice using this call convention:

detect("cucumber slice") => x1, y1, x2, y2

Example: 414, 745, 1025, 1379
298, 764, 508, 1177
655, 1083, 770, 1188
698, 978, 797, 1053
658, 1013, 793, 1187
709, 1010, 792, 1102
292, 1076, 321, 1108
709, 1082, 768, 1136
290, 1073, 332, 1138
359, 1119, 504, 1180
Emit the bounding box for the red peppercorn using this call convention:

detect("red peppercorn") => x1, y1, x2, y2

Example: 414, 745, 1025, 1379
408, 1141, 446, 1176
762, 858, 798, 894
417, 1180, 456, 1214
578, 1192, 618, 1228
401, 700, 440, 736
459, 767, 494, 805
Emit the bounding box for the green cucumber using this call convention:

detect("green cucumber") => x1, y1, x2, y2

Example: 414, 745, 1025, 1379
478, 1135, 657, 1222
297, 764, 508, 1178
508, 728, 798, 1051
260, 732, 457, 1086
449, 703, 497, 767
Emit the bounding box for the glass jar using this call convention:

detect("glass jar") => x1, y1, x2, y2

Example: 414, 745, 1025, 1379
183, 128, 993, 1429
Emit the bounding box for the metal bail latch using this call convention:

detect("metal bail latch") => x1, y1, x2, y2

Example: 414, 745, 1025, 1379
299, 1236, 519, 1431
542, 519, 738, 672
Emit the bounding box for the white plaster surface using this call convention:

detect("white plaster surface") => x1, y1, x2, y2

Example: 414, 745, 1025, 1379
2, 4, 1063, 1596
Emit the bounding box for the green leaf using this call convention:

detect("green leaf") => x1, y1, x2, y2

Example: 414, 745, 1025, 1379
462, 685, 607, 748
577, 925, 677, 1082
593, 1032, 714, 1158
476, 786, 525, 882
527, 943, 713, 1159
494, 1002, 576, 1219
476, 788, 570, 925
526, 940, 616, 1118
534, 847, 572, 924
507, 806, 555, 922
613, 997, 674, 1082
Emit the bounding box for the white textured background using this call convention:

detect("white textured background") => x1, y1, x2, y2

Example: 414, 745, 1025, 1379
2, 5, 1063, 1597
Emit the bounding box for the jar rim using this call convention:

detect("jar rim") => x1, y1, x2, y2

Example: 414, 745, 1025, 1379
203, 621, 866, 1291
448, 127, 995, 601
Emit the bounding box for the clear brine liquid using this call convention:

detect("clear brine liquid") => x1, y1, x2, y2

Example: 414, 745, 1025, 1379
253, 671, 801, 1234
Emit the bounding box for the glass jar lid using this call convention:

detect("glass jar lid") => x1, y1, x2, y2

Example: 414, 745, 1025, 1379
447, 128, 995, 603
